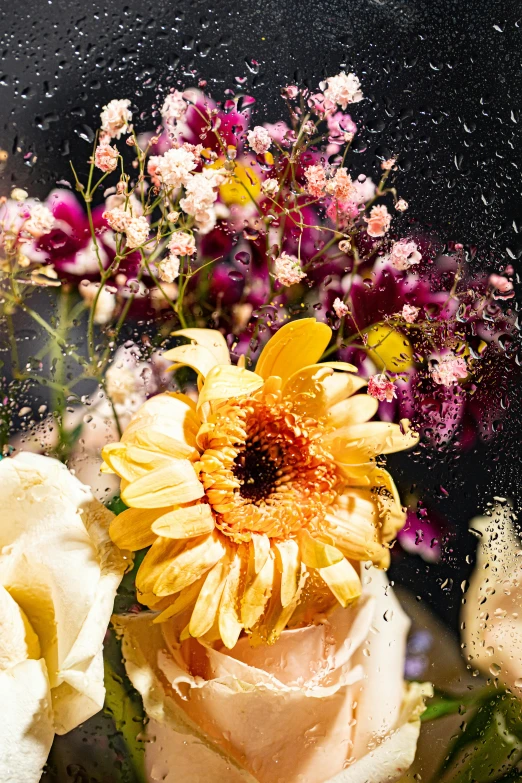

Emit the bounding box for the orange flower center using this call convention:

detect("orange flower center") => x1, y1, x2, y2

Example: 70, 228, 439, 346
198, 398, 338, 542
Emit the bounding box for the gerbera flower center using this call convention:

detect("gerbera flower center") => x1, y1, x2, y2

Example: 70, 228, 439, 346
199, 397, 339, 542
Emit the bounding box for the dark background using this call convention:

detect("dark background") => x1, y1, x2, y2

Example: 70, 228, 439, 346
1, 0, 522, 630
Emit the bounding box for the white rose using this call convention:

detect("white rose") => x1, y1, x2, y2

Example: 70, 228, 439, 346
116, 569, 430, 783
0, 452, 129, 782
462, 500, 522, 693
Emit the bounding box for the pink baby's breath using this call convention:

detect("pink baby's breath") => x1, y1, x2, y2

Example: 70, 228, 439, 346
274, 252, 306, 287
304, 164, 327, 198
103, 206, 131, 233
395, 199, 409, 212
333, 297, 349, 318
326, 167, 355, 202
158, 255, 180, 283
431, 354, 468, 386
156, 147, 197, 189
125, 216, 149, 249
368, 374, 397, 403
322, 72, 363, 110
168, 232, 196, 257
247, 126, 272, 155
100, 99, 132, 139
401, 304, 420, 323
24, 204, 55, 238
365, 204, 391, 238
94, 142, 119, 173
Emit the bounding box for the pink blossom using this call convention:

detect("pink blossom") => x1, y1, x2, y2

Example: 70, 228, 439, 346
322, 72, 363, 110
157, 255, 180, 283
395, 199, 409, 212
401, 304, 420, 323
247, 126, 272, 155
368, 374, 397, 403
381, 158, 396, 171
168, 231, 196, 257
273, 252, 306, 287
100, 99, 132, 139
94, 142, 119, 173
326, 199, 359, 224
333, 297, 349, 318
304, 164, 327, 198
431, 354, 468, 386
263, 121, 295, 146
156, 147, 197, 189
326, 112, 357, 144
389, 240, 422, 271
365, 204, 391, 238
125, 216, 149, 249
489, 273, 514, 299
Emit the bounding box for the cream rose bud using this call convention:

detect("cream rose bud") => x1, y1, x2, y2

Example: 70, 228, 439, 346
116, 569, 430, 783
462, 501, 522, 693
0, 452, 129, 783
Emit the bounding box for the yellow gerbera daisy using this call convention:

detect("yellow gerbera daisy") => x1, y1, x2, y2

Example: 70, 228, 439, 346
103, 319, 417, 647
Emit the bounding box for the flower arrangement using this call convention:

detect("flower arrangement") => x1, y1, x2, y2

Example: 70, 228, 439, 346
0, 70, 518, 782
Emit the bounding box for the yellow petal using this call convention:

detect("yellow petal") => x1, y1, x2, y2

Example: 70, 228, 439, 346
273, 539, 300, 607
241, 550, 274, 629
109, 506, 163, 551
0, 585, 41, 666
151, 504, 215, 539
256, 319, 331, 385
189, 559, 228, 637
298, 529, 344, 569
197, 365, 264, 410
366, 324, 413, 373
152, 577, 206, 623
327, 421, 418, 463
121, 461, 204, 508
323, 490, 390, 567
318, 558, 361, 607
251, 532, 271, 573
323, 371, 367, 404
171, 328, 231, 366
163, 343, 221, 379
136, 536, 185, 597
371, 467, 406, 540
102, 443, 178, 483
219, 548, 244, 648
327, 394, 379, 429
153, 532, 226, 596
122, 393, 200, 454
320, 361, 357, 372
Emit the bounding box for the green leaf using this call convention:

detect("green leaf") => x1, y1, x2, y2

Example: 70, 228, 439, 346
103, 629, 147, 783
433, 692, 522, 783
107, 494, 128, 516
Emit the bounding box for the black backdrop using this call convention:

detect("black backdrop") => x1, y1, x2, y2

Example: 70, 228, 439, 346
1, 0, 521, 631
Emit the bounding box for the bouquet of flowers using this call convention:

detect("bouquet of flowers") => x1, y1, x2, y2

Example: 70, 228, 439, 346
0, 70, 519, 783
